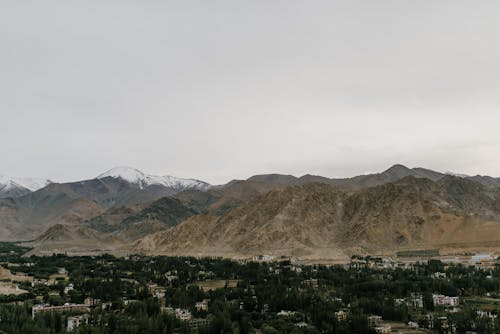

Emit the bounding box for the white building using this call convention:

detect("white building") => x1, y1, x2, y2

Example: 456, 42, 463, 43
410, 293, 424, 309
67, 314, 90, 331
368, 315, 382, 328
432, 294, 459, 307
394, 298, 406, 306
64, 283, 74, 294
408, 321, 419, 329
277, 310, 296, 317
431, 272, 447, 279
195, 300, 209, 312
375, 326, 391, 334
335, 310, 348, 321
175, 308, 192, 321
477, 310, 497, 320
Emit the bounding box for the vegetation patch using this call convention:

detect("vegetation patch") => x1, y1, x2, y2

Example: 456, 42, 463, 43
396, 249, 439, 257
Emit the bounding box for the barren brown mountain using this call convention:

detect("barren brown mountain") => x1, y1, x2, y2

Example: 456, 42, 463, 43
134, 176, 500, 259
14, 165, 500, 258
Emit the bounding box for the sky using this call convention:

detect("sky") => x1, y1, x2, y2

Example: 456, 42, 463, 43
1, 1, 500, 184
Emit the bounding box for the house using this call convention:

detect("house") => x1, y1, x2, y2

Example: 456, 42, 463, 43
64, 283, 74, 294
476, 310, 497, 320
195, 300, 209, 312
161, 306, 174, 315
67, 314, 90, 331
295, 322, 308, 328
253, 255, 275, 262
394, 298, 406, 306
32, 303, 89, 319
31, 278, 49, 287
432, 294, 459, 307
165, 275, 178, 283
302, 279, 319, 288
368, 315, 382, 328
175, 308, 192, 321
84, 297, 101, 307
189, 318, 210, 331
277, 310, 296, 317
408, 321, 419, 329
375, 326, 391, 334
431, 272, 446, 279
410, 293, 424, 309
335, 310, 348, 321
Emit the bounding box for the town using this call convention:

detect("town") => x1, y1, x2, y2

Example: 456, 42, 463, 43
0, 242, 498, 334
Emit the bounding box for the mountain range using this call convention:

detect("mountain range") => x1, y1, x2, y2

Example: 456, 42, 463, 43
0, 175, 52, 198
1, 165, 500, 259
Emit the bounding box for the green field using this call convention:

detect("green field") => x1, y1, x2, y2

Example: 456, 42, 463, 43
396, 249, 439, 257
0, 242, 31, 255
193, 279, 240, 291
465, 297, 500, 311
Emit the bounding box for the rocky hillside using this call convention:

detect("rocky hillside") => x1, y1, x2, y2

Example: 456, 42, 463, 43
0, 175, 52, 198
14, 165, 500, 257
0, 167, 212, 241
134, 176, 500, 258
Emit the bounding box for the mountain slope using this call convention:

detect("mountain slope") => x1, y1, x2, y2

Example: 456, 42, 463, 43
0, 175, 52, 198
134, 177, 500, 258
98, 167, 210, 191
0, 167, 213, 241
27, 195, 200, 253
15, 165, 500, 256
0, 191, 104, 241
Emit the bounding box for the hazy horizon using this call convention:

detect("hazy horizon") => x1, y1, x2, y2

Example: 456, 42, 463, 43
2, 1, 500, 184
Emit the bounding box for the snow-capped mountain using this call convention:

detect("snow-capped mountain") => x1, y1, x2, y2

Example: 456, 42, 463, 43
97, 167, 211, 190
445, 171, 470, 178
0, 175, 52, 198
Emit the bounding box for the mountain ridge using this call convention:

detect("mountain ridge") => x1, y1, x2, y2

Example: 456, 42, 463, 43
4, 164, 500, 259
133, 176, 500, 258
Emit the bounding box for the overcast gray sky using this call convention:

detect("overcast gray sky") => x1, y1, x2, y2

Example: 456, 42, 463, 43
1, 1, 499, 184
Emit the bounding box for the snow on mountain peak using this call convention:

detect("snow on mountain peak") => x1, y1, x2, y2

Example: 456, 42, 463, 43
97, 167, 210, 190
0, 175, 52, 192
97, 167, 147, 184
445, 171, 470, 178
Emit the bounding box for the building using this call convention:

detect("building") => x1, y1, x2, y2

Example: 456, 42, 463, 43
375, 326, 391, 334
64, 283, 74, 294
189, 318, 210, 331
394, 298, 406, 306
161, 306, 174, 315
431, 272, 447, 279
277, 310, 296, 317
295, 322, 308, 328
335, 310, 348, 321
302, 279, 319, 288
477, 310, 497, 320
408, 321, 419, 330
67, 314, 90, 331
253, 255, 275, 262
368, 315, 382, 328
195, 300, 209, 312
432, 294, 459, 307
410, 293, 424, 309
175, 308, 192, 321
84, 297, 101, 307
32, 303, 90, 319
31, 278, 49, 287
